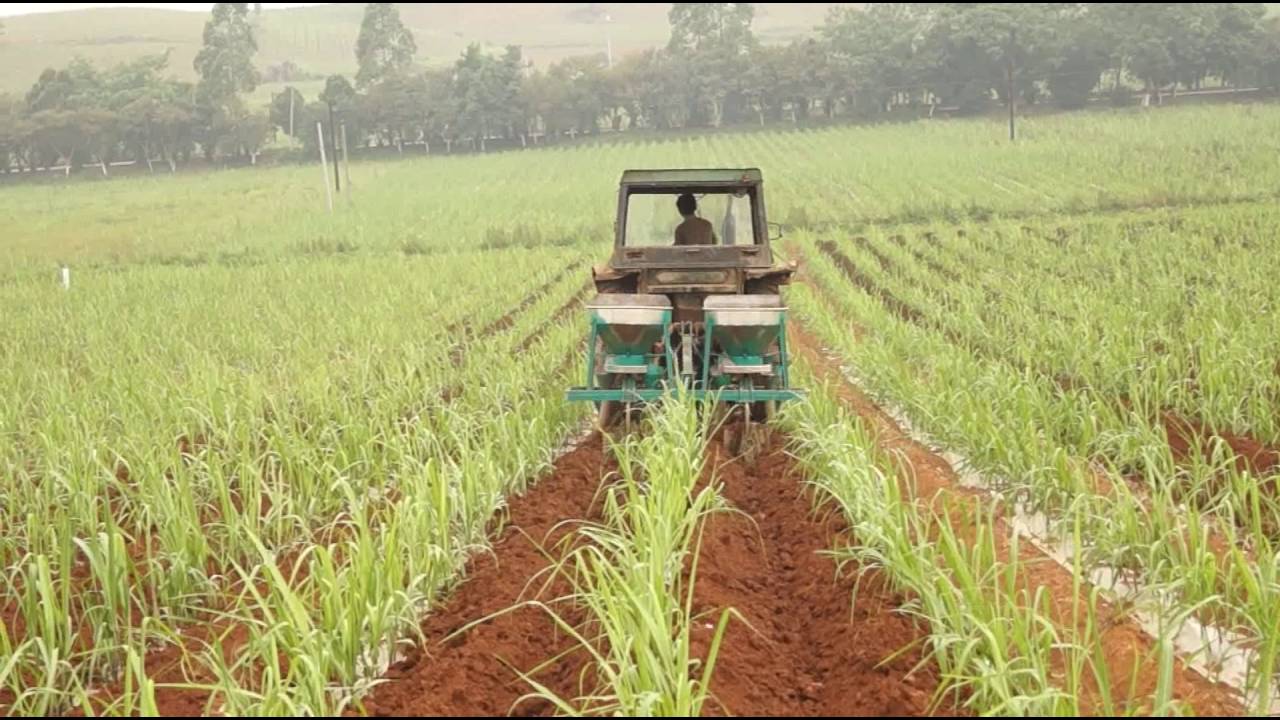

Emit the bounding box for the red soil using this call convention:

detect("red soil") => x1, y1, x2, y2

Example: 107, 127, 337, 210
787, 322, 1245, 715
355, 433, 612, 717
360, 424, 955, 717
816, 239, 926, 327
515, 282, 592, 353
1163, 411, 1280, 478
477, 262, 586, 339
692, 436, 952, 716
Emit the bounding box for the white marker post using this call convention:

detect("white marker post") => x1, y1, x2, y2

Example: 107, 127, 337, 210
60, 265, 70, 290
317, 121, 333, 213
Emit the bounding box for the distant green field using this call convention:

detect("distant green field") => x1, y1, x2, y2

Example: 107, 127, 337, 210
4, 103, 1279, 271
0, 3, 838, 103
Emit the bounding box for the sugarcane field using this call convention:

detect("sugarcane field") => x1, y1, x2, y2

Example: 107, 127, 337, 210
3, 2, 1280, 717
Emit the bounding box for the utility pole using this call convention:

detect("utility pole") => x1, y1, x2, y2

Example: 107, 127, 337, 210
317, 122, 333, 213
328, 103, 341, 193
340, 122, 351, 193
288, 89, 295, 137
605, 12, 613, 69
1006, 28, 1016, 142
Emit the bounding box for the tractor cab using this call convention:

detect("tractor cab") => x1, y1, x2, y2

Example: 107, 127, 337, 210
567, 168, 801, 424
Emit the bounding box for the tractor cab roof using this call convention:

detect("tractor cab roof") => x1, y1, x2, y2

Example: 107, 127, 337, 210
619, 168, 763, 191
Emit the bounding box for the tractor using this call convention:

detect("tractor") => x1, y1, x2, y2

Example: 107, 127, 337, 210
566, 169, 801, 436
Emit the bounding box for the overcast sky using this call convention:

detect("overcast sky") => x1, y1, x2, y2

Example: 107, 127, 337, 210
0, 3, 326, 17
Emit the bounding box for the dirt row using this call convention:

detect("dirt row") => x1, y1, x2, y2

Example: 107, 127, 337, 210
359, 428, 955, 717
355, 433, 611, 717
475, 261, 589, 339
786, 323, 1244, 715
515, 281, 593, 354
19, 290, 590, 716
694, 435, 947, 716
910, 230, 1070, 322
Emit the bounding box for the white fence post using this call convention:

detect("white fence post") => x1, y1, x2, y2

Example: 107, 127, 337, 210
317, 121, 334, 213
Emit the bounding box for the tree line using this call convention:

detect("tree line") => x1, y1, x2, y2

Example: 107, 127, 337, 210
3, 3, 1280, 175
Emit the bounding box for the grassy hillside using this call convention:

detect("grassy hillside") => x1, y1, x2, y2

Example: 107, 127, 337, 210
0, 3, 838, 101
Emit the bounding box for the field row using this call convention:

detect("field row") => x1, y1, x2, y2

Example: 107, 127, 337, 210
0, 248, 591, 714
786, 220, 1279, 712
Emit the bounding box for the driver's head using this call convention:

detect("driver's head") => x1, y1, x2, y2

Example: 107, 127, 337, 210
676, 193, 697, 217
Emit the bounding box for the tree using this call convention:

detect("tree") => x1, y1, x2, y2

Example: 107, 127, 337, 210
823, 4, 927, 115
1203, 4, 1266, 87
192, 3, 258, 160
666, 3, 758, 126
269, 86, 306, 137
321, 74, 357, 112
419, 69, 457, 152
667, 3, 756, 57
450, 44, 525, 151
521, 69, 571, 138
0, 93, 33, 173
556, 54, 611, 135
1095, 4, 1237, 100
107, 54, 194, 172
224, 106, 272, 164
356, 3, 417, 88
1043, 5, 1112, 109
361, 72, 423, 152
1251, 17, 1280, 91
21, 59, 122, 174
915, 4, 1059, 113
193, 3, 259, 105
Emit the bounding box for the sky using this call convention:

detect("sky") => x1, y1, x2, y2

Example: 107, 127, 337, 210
0, 3, 326, 17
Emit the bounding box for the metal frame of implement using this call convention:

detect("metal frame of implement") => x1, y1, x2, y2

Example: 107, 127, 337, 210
566, 308, 802, 404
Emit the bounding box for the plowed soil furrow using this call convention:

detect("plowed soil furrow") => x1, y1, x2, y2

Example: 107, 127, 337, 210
693, 436, 954, 716
816, 240, 927, 327
476, 262, 586, 339
815, 239, 1008, 366
516, 281, 593, 353
359, 428, 955, 717
902, 242, 963, 285
1164, 412, 1280, 478
904, 233, 1069, 322
357, 433, 611, 717
787, 323, 1246, 715
73, 442, 603, 717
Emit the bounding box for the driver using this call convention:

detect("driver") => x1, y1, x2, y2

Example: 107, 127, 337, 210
673, 193, 716, 246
